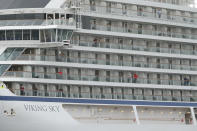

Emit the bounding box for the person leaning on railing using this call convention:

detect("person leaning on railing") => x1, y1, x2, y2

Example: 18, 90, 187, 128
133, 73, 138, 83
184, 77, 190, 86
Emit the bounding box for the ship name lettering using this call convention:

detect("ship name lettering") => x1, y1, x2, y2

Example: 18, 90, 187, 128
24, 104, 59, 112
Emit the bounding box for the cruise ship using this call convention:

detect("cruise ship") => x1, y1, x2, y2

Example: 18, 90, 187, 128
0, 0, 197, 130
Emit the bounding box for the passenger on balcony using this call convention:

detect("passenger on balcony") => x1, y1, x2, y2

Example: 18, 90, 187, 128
47, 16, 53, 25
57, 88, 63, 97
68, 17, 74, 25
133, 73, 138, 83
138, 7, 143, 16
127, 74, 131, 83
157, 9, 162, 18
93, 38, 98, 47
20, 86, 25, 96
61, 16, 65, 25
33, 87, 38, 96
184, 77, 190, 86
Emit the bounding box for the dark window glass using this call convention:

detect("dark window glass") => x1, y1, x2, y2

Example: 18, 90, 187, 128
40, 30, 45, 42
35, 14, 44, 19
31, 30, 39, 40
55, 14, 59, 19
6, 14, 16, 20
57, 29, 63, 42
45, 30, 51, 42
15, 30, 22, 40
51, 29, 56, 42
6, 30, 14, 40
0, 30, 5, 40
0, 15, 6, 20
15, 14, 24, 20
0, 13, 44, 20
23, 30, 30, 40
24, 14, 35, 19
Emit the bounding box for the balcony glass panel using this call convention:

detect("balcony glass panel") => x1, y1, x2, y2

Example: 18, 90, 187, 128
0, 30, 5, 40
17, 54, 197, 72
0, 18, 75, 27
4, 71, 197, 87
11, 86, 197, 102
88, 24, 197, 40
6, 30, 14, 40
23, 30, 30, 40
81, 4, 197, 25
74, 40, 197, 56
15, 30, 22, 40
31, 30, 39, 40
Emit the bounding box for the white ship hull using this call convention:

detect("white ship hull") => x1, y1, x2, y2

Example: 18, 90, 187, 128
0, 0, 197, 130
1, 100, 197, 131
0, 86, 196, 131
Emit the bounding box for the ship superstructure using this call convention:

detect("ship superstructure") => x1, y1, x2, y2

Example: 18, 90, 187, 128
0, 0, 197, 126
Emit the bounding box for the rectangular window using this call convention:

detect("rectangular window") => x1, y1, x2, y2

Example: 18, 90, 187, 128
45, 30, 52, 42
0, 30, 5, 40
15, 30, 22, 40
23, 30, 30, 40
51, 29, 56, 42
6, 30, 14, 40
31, 30, 39, 40
40, 30, 45, 42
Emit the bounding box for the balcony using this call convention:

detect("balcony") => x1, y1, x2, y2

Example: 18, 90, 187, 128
11, 86, 197, 102
16, 54, 197, 72
82, 4, 197, 25
74, 40, 197, 56
3, 71, 197, 87
88, 24, 197, 40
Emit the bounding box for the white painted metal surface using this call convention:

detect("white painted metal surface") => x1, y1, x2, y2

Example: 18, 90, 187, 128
0, 77, 196, 91
133, 105, 140, 125
190, 107, 197, 125
0, 84, 197, 131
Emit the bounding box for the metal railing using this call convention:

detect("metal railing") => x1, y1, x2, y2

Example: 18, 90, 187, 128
17, 54, 197, 72
88, 24, 197, 40
11, 88, 197, 102
0, 19, 75, 27
74, 40, 197, 56
3, 71, 197, 86
81, 4, 197, 25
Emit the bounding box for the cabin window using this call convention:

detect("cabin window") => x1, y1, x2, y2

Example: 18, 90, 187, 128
0, 30, 5, 40
6, 30, 14, 40
31, 30, 39, 40
23, 30, 30, 40
15, 30, 22, 40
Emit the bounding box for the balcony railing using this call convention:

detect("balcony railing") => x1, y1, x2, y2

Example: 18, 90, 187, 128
144, 0, 195, 7
12, 88, 197, 102
82, 4, 197, 25
88, 24, 197, 40
74, 40, 197, 56
17, 54, 197, 72
0, 19, 75, 27
3, 71, 197, 86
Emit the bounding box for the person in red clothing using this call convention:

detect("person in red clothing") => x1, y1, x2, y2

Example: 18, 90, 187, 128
20, 86, 25, 96
133, 73, 138, 83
